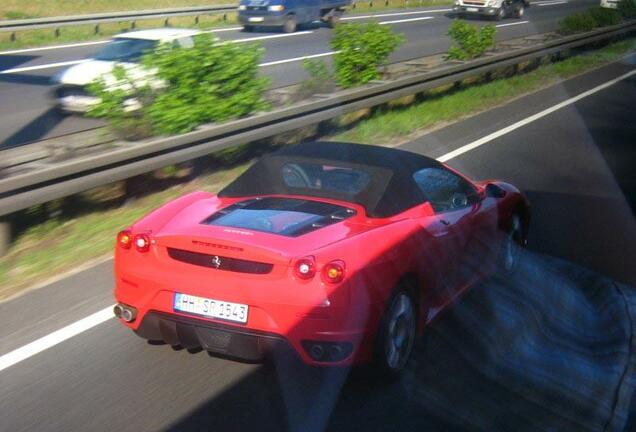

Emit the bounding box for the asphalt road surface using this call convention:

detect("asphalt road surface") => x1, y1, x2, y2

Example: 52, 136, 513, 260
0, 0, 598, 149
0, 48, 635, 431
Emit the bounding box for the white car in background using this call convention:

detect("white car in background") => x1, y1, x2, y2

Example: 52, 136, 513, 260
600, 0, 618, 8
52, 28, 199, 113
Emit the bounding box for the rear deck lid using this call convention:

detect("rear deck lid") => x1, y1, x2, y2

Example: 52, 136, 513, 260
201, 196, 357, 237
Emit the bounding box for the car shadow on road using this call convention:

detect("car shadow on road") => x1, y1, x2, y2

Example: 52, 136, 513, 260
0, 106, 68, 149
0, 54, 38, 71
0, 72, 54, 86
161, 249, 636, 432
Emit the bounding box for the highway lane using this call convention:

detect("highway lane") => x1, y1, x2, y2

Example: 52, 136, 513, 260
1, 51, 634, 431
0, 0, 597, 149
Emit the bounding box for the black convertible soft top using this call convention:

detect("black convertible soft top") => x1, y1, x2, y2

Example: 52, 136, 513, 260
218, 141, 441, 218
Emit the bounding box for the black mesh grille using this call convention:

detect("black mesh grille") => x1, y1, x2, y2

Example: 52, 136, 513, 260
167, 248, 273, 274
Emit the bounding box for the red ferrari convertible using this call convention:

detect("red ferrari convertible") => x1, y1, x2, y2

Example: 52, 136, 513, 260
114, 142, 530, 373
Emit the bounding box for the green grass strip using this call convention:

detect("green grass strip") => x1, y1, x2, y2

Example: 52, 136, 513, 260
332, 38, 636, 144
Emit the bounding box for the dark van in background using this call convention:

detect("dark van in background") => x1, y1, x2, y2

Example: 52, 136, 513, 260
238, 0, 352, 32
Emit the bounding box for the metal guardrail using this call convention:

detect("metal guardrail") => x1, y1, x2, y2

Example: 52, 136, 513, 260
1, 21, 635, 218
0, 5, 237, 33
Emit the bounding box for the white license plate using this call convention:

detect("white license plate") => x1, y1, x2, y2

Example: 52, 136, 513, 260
174, 293, 249, 324
248, 17, 264, 22
467, 7, 479, 11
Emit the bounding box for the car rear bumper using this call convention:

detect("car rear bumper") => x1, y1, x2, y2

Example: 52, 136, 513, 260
135, 311, 294, 362
452, 5, 499, 15
126, 307, 370, 366
238, 12, 287, 26
56, 97, 99, 113
53, 86, 99, 113
115, 282, 380, 366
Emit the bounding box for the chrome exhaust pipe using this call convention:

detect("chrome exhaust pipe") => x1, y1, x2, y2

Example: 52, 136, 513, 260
114, 303, 137, 322
113, 304, 124, 318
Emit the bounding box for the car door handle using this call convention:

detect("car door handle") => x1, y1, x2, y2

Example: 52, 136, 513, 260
440, 219, 450, 226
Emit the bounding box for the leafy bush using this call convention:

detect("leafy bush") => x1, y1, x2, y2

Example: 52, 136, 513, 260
588, 7, 623, 26
618, 0, 636, 18
87, 65, 155, 139
559, 11, 598, 34
143, 34, 269, 135
331, 22, 404, 88
298, 59, 335, 98
446, 20, 496, 61
88, 34, 270, 138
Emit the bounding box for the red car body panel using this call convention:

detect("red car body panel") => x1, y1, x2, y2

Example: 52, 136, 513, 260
114, 143, 529, 366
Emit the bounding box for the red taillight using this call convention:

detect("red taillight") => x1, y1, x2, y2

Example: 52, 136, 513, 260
134, 234, 151, 253
117, 230, 132, 249
294, 256, 316, 280
322, 260, 345, 284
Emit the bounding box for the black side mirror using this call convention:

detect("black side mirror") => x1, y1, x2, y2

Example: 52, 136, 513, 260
485, 183, 506, 198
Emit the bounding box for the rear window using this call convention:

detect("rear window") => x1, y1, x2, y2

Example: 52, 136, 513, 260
202, 197, 356, 237
281, 162, 371, 195
95, 38, 157, 62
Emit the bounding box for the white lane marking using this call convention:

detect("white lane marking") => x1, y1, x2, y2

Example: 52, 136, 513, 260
1, 48, 325, 74
379, 16, 435, 25
536, 1, 568, 5
343, 8, 451, 20
234, 30, 313, 43
437, 69, 636, 162
207, 26, 244, 32
0, 32, 312, 74
0, 59, 88, 74
496, 20, 530, 28
259, 50, 337, 67
0, 306, 113, 373
0, 27, 244, 56
0, 40, 109, 56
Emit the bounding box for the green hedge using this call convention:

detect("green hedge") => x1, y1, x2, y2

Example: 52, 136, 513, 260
88, 34, 269, 138
618, 0, 636, 18
447, 20, 496, 61
589, 7, 623, 26
559, 6, 625, 35
559, 11, 599, 34
331, 22, 404, 88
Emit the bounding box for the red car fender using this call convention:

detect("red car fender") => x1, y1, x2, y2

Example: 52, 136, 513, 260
131, 191, 216, 233
310, 218, 430, 336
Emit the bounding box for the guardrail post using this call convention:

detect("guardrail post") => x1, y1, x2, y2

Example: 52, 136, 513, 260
55, 27, 60, 38
369, 1, 373, 8
10, 32, 16, 42
0, 220, 10, 257
164, 18, 170, 27
94, 24, 100, 35
195, 15, 200, 25
223, 13, 228, 21
131, 20, 136, 29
